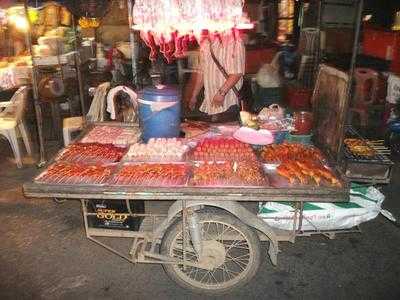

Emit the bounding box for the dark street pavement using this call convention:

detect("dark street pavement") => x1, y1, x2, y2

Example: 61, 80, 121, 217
1, 141, 400, 300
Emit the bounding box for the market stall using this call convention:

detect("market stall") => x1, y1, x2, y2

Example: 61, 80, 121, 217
23, 64, 366, 294
21, 0, 395, 295
0, 2, 88, 165
22, 60, 394, 294
23, 118, 350, 294
0, 3, 86, 91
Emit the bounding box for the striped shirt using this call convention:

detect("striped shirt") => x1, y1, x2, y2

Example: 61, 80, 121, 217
198, 36, 245, 115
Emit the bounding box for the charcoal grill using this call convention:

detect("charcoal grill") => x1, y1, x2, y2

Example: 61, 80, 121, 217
341, 126, 394, 184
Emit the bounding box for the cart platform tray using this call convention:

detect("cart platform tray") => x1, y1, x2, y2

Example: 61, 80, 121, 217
23, 181, 349, 202
23, 122, 349, 203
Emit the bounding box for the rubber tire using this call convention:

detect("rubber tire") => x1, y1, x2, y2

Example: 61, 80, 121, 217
160, 211, 261, 296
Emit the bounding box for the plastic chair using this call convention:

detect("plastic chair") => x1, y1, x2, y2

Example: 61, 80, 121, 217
0, 86, 32, 168
62, 82, 110, 146
349, 68, 379, 127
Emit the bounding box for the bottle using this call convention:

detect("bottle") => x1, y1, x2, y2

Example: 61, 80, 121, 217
293, 111, 313, 135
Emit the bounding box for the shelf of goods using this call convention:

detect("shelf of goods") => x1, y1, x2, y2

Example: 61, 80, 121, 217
0, 59, 32, 91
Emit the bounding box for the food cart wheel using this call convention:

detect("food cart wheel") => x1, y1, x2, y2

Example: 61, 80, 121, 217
160, 211, 261, 295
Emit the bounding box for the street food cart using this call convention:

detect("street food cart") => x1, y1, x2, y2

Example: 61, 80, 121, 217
23, 122, 349, 295
22, 65, 360, 296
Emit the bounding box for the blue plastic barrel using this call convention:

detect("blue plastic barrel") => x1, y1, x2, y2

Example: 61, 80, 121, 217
138, 85, 181, 142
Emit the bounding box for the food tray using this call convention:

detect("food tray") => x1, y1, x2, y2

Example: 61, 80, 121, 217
109, 163, 191, 187
35, 162, 115, 185
123, 138, 191, 163
263, 161, 343, 188
56, 143, 127, 164
190, 137, 257, 161
81, 125, 141, 146
122, 154, 188, 163
260, 143, 325, 164
189, 161, 268, 187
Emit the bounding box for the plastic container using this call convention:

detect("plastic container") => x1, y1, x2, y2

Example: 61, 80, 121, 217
286, 133, 312, 145
272, 131, 288, 144
287, 86, 312, 110
293, 111, 313, 135
138, 85, 181, 142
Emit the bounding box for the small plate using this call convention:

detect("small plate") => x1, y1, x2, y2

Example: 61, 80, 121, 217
233, 127, 274, 145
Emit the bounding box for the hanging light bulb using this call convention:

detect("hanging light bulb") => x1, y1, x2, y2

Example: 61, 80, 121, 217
7, 6, 30, 32
13, 15, 29, 32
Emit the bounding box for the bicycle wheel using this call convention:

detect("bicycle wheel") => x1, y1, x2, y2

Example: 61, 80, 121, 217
160, 211, 261, 295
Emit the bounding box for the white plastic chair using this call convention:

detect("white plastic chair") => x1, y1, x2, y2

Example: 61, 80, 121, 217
0, 86, 32, 168
62, 82, 110, 146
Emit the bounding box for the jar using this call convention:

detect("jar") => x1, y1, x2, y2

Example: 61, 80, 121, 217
293, 111, 313, 135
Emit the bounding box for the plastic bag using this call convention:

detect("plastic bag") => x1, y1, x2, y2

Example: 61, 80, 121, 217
256, 52, 281, 88
258, 185, 386, 231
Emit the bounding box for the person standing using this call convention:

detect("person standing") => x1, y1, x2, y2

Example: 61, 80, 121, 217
187, 32, 245, 122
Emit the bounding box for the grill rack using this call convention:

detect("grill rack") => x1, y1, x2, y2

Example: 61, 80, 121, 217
344, 126, 393, 165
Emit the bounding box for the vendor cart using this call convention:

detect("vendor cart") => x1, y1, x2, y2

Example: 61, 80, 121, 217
23, 66, 354, 295
24, 169, 349, 295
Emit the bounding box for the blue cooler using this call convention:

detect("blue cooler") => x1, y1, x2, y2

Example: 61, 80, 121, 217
138, 85, 181, 142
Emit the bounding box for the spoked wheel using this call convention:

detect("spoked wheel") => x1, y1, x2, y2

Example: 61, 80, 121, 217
160, 211, 261, 295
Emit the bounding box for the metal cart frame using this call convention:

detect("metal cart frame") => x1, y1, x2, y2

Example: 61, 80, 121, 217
23, 180, 350, 266
23, 117, 351, 294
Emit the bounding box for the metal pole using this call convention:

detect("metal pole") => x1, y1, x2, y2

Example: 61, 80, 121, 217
182, 199, 187, 270
71, 14, 86, 116
24, 0, 46, 166
314, 0, 323, 83
127, 0, 138, 87
345, 0, 364, 122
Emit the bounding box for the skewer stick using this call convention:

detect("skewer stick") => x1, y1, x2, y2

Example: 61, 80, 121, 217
368, 141, 384, 143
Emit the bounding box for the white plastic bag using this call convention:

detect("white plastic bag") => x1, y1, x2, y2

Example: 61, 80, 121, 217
258, 186, 386, 231
256, 52, 281, 88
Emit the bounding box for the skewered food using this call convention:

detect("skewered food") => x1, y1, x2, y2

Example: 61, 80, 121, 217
125, 138, 189, 161
111, 163, 190, 186
344, 138, 376, 157
35, 162, 113, 185
261, 143, 324, 163
191, 137, 257, 161
81, 126, 140, 145
57, 143, 126, 163
191, 161, 267, 187
276, 160, 341, 187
